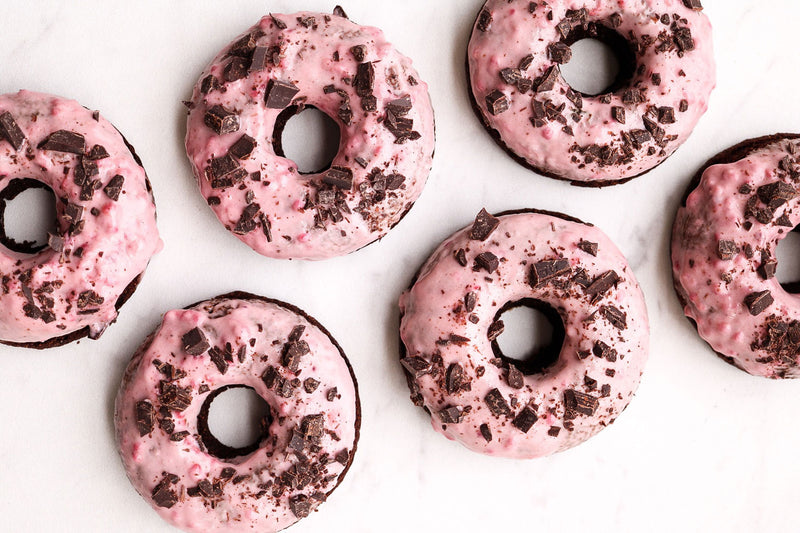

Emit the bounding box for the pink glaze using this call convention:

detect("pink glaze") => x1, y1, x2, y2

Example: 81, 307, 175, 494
672, 137, 800, 379
468, 0, 715, 184
115, 295, 359, 533
0, 90, 161, 344
185, 11, 435, 260
399, 211, 649, 458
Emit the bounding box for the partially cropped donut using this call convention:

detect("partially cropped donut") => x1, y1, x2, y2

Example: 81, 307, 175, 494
399, 209, 649, 458
0, 90, 161, 347
185, 9, 435, 260
673, 134, 800, 379
467, 0, 715, 186
115, 292, 360, 533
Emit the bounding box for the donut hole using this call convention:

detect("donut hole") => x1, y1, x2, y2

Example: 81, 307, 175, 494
197, 385, 272, 461
0, 178, 57, 254
273, 105, 341, 174
776, 226, 800, 293
558, 24, 637, 97
491, 299, 566, 375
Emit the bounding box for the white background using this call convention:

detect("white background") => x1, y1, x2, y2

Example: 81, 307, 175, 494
0, 1, 798, 532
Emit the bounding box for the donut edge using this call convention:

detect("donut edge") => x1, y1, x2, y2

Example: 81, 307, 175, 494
670, 133, 800, 374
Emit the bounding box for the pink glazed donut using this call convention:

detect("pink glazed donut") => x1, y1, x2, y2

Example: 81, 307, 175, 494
467, 0, 715, 186
185, 9, 435, 260
399, 209, 649, 458
115, 292, 360, 533
0, 90, 161, 347
672, 134, 800, 379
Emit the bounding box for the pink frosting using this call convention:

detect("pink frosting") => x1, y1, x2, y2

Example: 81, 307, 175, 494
185, 11, 435, 260
114, 295, 359, 533
468, 0, 715, 184
0, 90, 161, 344
399, 211, 649, 459
672, 137, 800, 379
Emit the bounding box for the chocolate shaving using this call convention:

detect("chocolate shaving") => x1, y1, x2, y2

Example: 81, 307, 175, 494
464, 292, 477, 312
333, 5, 349, 18
269, 13, 287, 29
233, 203, 260, 235
77, 290, 104, 309
470, 208, 500, 241
265, 80, 300, 109
601, 306, 627, 330
38, 130, 85, 154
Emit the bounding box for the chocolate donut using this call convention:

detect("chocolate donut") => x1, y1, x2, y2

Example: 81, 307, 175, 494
672, 134, 800, 379
399, 209, 649, 458
185, 9, 435, 260
114, 292, 360, 533
467, 0, 715, 186
0, 90, 161, 347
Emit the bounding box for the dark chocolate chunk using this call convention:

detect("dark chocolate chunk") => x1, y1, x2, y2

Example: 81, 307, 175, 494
282, 337, 309, 372
744, 291, 773, 316
262, 366, 280, 389
387, 96, 412, 116
464, 291, 477, 312
484, 388, 511, 417
229, 134, 257, 160
233, 203, 260, 235
717, 240, 739, 261
479, 423, 492, 442
547, 42, 572, 64
683, 0, 703, 10
151, 474, 179, 509
361, 95, 377, 112
0, 111, 26, 150
477, 9, 492, 32
601, 306, 627, 330
289, 495, 311, 518
170, 431, 190, 442
204, 105, 240, 135
445, 363, 465, 394
200, 75, 221, 94
322, 166, 353, 190
485, 90, 510, 115
400, 357, 432, 378
679, 99, 689, 112
475, 252, 499, 273
353, 62, 375, 97
350, 45, 367, 62
673, 27, 695, 52
593, 341, 618, 362
584, 271, 620, 299
577, 240, 598, 256
38, 130, 85, 154
208, 347, 228, 374
758, 256, 778, 280
564, 389, 599, 416
757, 182, 797, 206
439, 406, 463, 424
249, 46, 269, 72
297, 15, 317, 29
455, 249, 468, 267
487, 320, 505, 341
86, 144, 109, 160
224, 56, 250, 82
500, 67, 522, 85
470, 208, 500, 241
333, 5, 349, 18
658, 106, 676, 124
534, 66, 558, 92
519, 55, 534, 71
269, 13, 287, 29
507, 364, 524, 389
621, 88, 643, 105
135, 400, 155, 436
512, 407, 538, 433
529, 259, 571, 287
303, 378, 320, 394
301, 414, 325, 439
548, 426, 561, 437
228, 32, 257, 57
77, 290, 104, 309
182, 327, 209, 355
326, 387, 338, 402
265, 79, 300, 109
103, 175, 125, 201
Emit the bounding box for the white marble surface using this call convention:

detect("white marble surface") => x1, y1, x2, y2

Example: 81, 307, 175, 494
0, 1, 798, 531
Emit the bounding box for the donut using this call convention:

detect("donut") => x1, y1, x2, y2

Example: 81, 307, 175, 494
185, 9, 435, 260
672, 134, 800, 379
0, 90, 161, 347
114, 292, 360, 533
467, 0, 715, 186
399, 209, 649, 458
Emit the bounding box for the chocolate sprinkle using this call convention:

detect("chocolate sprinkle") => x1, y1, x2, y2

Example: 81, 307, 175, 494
744, 291, 773, 316
38, 130, 85, 154
470, 208, 500, 241
182, 327, 209, 355
265, 80, 300, 109
0, 112, 25, 150
484, 388, 511, 417
564, 389, 599, 416
204, 105, 240, 135
512, 407, 538, 433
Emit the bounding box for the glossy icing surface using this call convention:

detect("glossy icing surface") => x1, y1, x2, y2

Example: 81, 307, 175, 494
0, 90, 161, 344
673, 136, 800, 379
468, 0, 715, 184
399, 211, 649, 458
186, 11, 435, 260
115, 295, 359, 533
